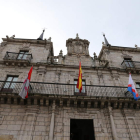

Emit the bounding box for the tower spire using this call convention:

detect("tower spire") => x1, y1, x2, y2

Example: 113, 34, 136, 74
103, 33, 110, 46
37, 29, 45, 40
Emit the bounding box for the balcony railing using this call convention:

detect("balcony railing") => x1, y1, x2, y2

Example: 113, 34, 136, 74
3, 52, 33, 62
121, 60, 140, 69
0, 81, 137, 98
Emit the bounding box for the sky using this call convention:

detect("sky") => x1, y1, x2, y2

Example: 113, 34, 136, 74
0, 0, 140, 57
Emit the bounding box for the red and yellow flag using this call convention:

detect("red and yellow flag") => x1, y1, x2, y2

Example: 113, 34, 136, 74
77, 62, 82, 93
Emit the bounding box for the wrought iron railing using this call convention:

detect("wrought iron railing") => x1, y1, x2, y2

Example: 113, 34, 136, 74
121, 60, 140, 69
3, 52, 33, 62
0, 81, 137, 98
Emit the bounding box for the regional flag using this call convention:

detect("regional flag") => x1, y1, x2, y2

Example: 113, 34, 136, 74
128, 73, 140, 100
19, 66, 33, 99
77, 62, 82, 93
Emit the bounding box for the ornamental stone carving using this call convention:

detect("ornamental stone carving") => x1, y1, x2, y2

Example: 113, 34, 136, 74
6, 35, 15, 40
66, 34, 90, 56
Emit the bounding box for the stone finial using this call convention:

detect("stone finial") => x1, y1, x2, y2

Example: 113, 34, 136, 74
102, 42, 104, 45
76, 33, 79, 38
135, 44, 138, 48
6, 35, 15, 40
76, 33, 79, 39
59, 50, 63, 56
48, 37, 51, 41
93, 52, 97, 59
10, 35, 15, 39
6, 35, 9, 39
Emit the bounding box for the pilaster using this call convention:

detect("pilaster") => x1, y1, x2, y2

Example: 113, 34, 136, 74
108, 106, 118, 140
49, 100, 55, 140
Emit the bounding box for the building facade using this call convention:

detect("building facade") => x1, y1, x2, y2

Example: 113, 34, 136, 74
0, 33, 140, 140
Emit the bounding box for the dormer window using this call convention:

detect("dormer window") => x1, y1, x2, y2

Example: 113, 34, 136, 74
124, 58, 134, 68
17, 51, 29, 60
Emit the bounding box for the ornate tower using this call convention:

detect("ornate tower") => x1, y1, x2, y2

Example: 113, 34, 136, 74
66, 34, 90, 56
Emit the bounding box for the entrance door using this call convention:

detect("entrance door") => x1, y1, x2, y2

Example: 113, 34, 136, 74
70, 119, 95, 140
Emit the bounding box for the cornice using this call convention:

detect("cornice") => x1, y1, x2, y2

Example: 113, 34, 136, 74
2, 38, 53, 46
0, 60, 139, 74
0, 94, 139, 109
98, 45, 140, 59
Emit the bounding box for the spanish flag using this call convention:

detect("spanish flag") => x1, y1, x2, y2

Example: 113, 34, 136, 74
77, 62, 82, 93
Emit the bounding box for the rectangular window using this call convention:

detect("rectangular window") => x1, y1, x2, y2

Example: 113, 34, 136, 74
136, 83, 140, 94
2, 76, 18, 92
124, 58, 134, 68
17, 51, 29, 60
74, 80, 86, 95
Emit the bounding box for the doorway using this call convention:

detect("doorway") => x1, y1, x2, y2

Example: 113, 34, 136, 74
70, 119, 95, 140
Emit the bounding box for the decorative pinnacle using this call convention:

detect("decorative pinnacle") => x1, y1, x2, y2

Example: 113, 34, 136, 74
93, 52, 97, 59
76, 33, 79, 39
135, 44, 138, 48
37, 29, 45, 40
102, 33, 110, 46
59, 50, 63, 56
76, 33, 79, 37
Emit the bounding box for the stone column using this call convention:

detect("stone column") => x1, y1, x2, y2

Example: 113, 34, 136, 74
49, 100, 55, 140
108, 107, 118, 140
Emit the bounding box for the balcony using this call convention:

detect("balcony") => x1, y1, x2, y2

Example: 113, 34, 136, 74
3, 51, 33, 66
121, 60, 140, 72
0, 81, 134, 98
1, 81, 139, 108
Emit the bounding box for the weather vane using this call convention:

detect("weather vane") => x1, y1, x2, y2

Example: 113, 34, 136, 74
102, 32, 105, 36
42, 27, 47, 32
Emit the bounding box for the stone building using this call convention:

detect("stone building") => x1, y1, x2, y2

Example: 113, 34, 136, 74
0, 31, 140, 140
